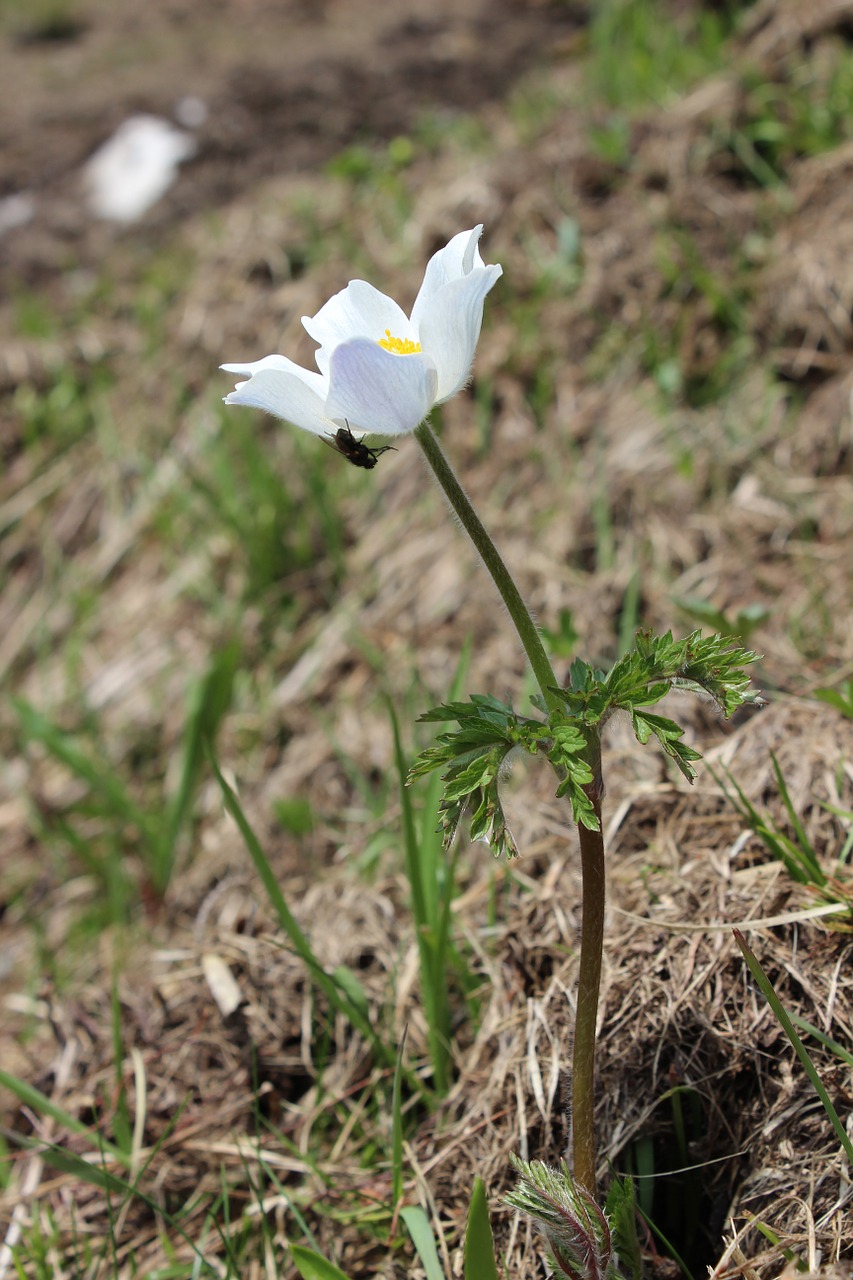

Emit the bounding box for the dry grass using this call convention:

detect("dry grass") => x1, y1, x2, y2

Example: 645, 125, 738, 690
3, 1, 853, 1276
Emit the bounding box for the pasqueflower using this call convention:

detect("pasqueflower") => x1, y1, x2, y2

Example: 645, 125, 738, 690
221, 225, 501, 440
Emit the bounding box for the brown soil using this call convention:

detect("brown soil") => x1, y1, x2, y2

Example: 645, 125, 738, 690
0, 0, 584, 292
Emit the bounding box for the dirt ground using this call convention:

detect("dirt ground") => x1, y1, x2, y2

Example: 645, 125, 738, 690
3, 0, 853, 1277
0, 0, 584, 293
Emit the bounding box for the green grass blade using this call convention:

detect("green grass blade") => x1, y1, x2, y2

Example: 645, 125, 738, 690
788, 1014, 853, 1069
391, 1025, 408, 1210
813, 680, 853, 718
210, 755, 399, 1070
390, 644, 471, 1095
400, 1205, 445, 1280
632, 1135, 655, 1218
635, 1201, 694, 1280
419, 763, 445, 926
156, 642, 238, 894
427, 837, 461, 1087
416, 763, 452, 1093
7, 1137, 228, 1276
255, 1168, 319, 1246
773, 831, 823, 884
0, 1070, 130, 1168
420, 638, 471, 926
389, 700, 428, 930
840, 825, 853, 868
22, 1142, 133, 1194
734, 929, 853, 1167
109, 975, 133, 1155
616, 571, 642, 658
771, 753, 824, 884
464, 1178, 499, 1280
717, 765, 824, 886
290, 1246, 353, 1280
13, 698, 154, 843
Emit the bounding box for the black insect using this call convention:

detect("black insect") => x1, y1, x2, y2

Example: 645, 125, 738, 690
325, 422, 395, 470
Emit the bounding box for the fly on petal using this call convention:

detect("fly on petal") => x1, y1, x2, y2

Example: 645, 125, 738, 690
221, 226, 501, 449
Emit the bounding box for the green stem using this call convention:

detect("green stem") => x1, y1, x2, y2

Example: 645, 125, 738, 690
414, 421, 560, 711
573, 733, 605, 1197
415, 419, 604, 1195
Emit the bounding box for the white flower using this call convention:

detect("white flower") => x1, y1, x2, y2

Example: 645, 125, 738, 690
221, 225, 502, 440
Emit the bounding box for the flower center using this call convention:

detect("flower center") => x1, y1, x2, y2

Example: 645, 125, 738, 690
377, 328, 421, 356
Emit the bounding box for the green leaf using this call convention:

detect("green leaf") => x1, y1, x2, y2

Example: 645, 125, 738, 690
465, 1178, 500, 1280
540, 606, 580, 660
329, 966, 371, 1019
505, 1155, 613, 1278
3, 1129, 224, 1276
390, 701, 428, 928
788, 1014, 853, 1069
548, 719, 599, 831
411, 692, 606, 848
290, 1245, 354, 1280
401, 1205, 446, 1280
630, 710, 702, 781
600, 629, 761, 721
813, 679, 853, 718
553, 658, 610, 720
409, 695, 529, 857
604, 1176, 642, 1280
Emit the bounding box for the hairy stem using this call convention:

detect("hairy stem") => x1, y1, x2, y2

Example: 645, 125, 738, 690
415, 419, 605, 1193
572, 732, 605, 1196
414, 420, 560, 711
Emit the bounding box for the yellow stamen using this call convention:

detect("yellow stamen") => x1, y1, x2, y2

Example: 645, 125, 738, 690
377, 328, 421, 355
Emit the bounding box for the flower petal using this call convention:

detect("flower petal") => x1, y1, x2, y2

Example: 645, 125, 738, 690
415, 264, 502, 401
303, 281, 413, 376
221, 354, 313, 379
409, 225, 489, 331
325, 339, 438, 436
221, 356, 332, 436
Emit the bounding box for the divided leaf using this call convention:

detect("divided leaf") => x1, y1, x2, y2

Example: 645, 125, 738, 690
409, 695, 602, 854
606, 630, 760, 774
630, 709, 702, 781
605, 628, 761, 720
408, 630, 759, 856
408, 695, 529, 858
546, 717, 599, 831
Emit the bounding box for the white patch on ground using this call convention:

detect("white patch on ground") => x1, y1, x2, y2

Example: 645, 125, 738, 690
0, 192, 35, 235
83, 114, 196, 223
